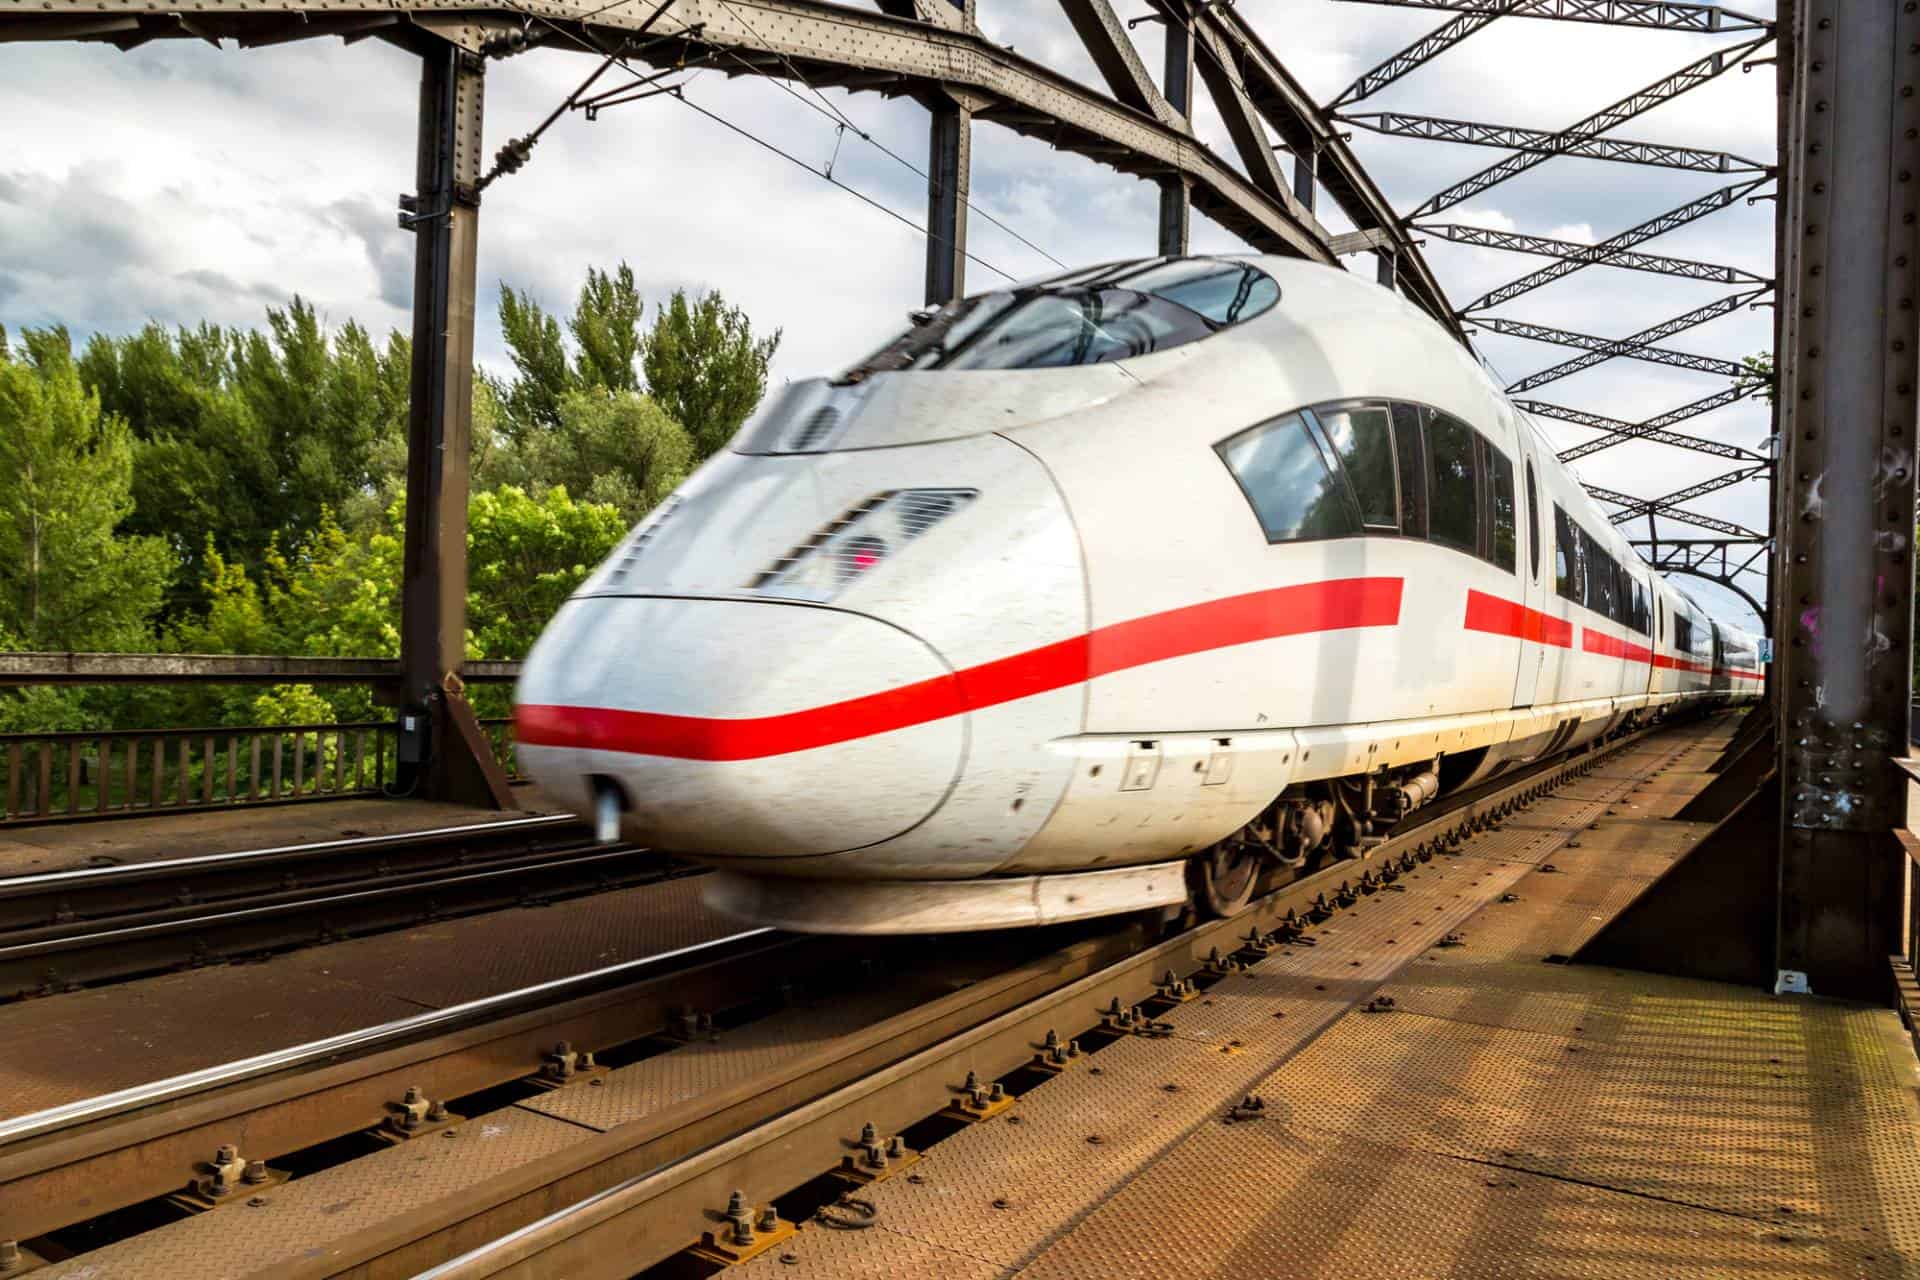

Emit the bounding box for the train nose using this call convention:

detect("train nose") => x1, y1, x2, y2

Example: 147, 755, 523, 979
514, 596, 963, 857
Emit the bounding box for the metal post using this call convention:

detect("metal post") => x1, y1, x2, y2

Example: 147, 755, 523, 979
1770, 0, 1919, 1000
925, 92, 972, 305
1157, 1, 1193, 256
1292, 147, 1317, 216
399, 42, 512, 809
1375, 248, 1396, 289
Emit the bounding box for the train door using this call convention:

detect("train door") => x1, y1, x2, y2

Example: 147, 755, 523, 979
1511, 437, 1550, 706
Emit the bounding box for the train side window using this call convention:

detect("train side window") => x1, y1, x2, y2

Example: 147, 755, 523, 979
1581, 531, 1615, 620
1485, 444, 1516, 573
1426, 412, 1479, 554
1524, 460, 1541, 580
1215, 412, 1361, 543
1553, 505, 1581, 601
1391, 403, 1428, 538
1312, 402, 1399, 530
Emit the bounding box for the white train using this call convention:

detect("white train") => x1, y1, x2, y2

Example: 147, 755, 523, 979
515, 256, 1764, 933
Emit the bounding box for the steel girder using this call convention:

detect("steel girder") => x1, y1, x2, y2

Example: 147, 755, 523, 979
1412, 35, 1769, 218
1471, 315, 1743, 378
1524, 384, 1763, 461
1416, 222, 1767, 286
1627, 537, 1767, 618
2, 0, 1454, 306
1465, 176, 1771, 311
1330, 9, 1506, 109
1194, 4, 1463, 340
1331, 0, 1769, 35
1342, 110, 1766, 174
1588, 465, 1768, 536
1500, 288, 1767, 393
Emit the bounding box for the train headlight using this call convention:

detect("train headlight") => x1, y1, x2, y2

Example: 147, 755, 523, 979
752, 488, 977, 600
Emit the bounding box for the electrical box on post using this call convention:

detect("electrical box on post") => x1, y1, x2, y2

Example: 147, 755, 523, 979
398, 708, 431, 766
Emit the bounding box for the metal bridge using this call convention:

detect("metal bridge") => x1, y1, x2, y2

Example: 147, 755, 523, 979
0, 5, 1917, 1271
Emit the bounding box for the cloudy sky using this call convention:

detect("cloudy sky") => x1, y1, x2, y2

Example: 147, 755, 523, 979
0, 0, 1778, 621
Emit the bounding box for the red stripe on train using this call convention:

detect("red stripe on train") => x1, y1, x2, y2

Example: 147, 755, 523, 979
1582, 629, 1653, 664
516, 576, 1405, 762
1462, 590, 1573, 647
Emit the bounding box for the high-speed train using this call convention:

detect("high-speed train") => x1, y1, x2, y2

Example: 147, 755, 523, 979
515, 255, 1764, 933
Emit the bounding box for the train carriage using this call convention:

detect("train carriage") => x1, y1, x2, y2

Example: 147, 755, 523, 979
514, 255, 1764, 933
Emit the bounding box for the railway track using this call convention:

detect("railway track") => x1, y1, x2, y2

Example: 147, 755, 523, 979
0, 815, 678, 997
0, 715, 1717, 1276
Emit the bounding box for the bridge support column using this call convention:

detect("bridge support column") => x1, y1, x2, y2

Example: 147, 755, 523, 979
398, 42, 512, 810
1157, 0, 1193, 255
925, 92, 972, 305
1767, 0, 1919, 1000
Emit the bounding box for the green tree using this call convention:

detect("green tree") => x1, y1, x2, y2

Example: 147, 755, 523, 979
1737, 350, 1775, 405
467, 485, 628, 658
494, 389, 692, 521
0, 329, 171, 651
571, 264, 644, 394
498, 283, 575, 434
643, 287, 781, 458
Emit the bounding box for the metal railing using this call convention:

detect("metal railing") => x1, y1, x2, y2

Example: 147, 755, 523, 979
0, 718, 524, 825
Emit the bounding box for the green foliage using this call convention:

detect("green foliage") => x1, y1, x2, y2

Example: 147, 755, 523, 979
468, 485, 629, 659
1737, 350, 1775, 405
0, 262, 774, 738
78, 303, 410, 613
643, 287, 782, 458
0, 330, 171, 650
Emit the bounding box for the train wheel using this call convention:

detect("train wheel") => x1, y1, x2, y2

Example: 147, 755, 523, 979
1187, 844, 1260, 919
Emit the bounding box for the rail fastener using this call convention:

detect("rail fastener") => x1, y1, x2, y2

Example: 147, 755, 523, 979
687, 1191, 796, 1267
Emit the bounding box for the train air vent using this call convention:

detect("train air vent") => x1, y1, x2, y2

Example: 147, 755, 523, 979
750, 488, 977, 601
787, 406, 842, 452
602, 495, 683, 586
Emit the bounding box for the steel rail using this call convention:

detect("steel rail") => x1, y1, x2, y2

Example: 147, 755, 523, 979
0, 813, 577, 898
0, 716, 1695, 1255
416, 717, 1696, 1280
0, 926, 776, 1147
0, 844, 665, 962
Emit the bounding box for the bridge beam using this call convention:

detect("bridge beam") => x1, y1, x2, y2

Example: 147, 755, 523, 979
925, 90, 972, 304
1157, 0, 1193, 255
398, 42, 512, 810
1770, 0, 1919, 1000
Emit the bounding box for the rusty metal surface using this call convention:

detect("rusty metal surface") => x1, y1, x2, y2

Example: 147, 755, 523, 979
273, 875, 729, 1008
1019, 1126, 1903, 1279
0, 878, 721, 1117
17, 721, 1726, 1278
716, 716, 1920, 1279
0, 796, 556, 878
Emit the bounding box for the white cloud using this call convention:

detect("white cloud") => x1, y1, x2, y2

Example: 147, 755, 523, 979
0, 0, 1778, 575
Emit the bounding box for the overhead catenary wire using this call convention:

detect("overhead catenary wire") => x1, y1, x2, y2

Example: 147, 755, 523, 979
512, 9, 1026, 284
701, 0, 1067, 270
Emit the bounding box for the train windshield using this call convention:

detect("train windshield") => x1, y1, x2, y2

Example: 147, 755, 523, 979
841, 258, 1279, 379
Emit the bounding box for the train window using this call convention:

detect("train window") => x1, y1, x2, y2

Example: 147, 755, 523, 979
1524, 461, 1541, 580
843, 259, 1279, 380
1216, 412, 1361, 543
1485, 445, 1516, 573
1584, 534, 1618, 621
938, 289, 1214, 370
1313, 403, 1399, 530
1553, 505, 1581, 602
1117, 259, 1282, 326
1391, 403, 1428, 538
1426, 412, 1479, 554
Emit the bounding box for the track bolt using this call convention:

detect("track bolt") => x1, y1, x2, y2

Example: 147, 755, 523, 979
758, 1206, 779, 1233
860, 1122, 879, 1146
888, 1135, 906, 1158
1044, 1029, 1061, 1050
242, 1160, 271, 1185
216, 1144, 239, 1164
989, 1082, 1006, 1101
0, 1241, 19, 1271
427, 1099, 450, 1123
